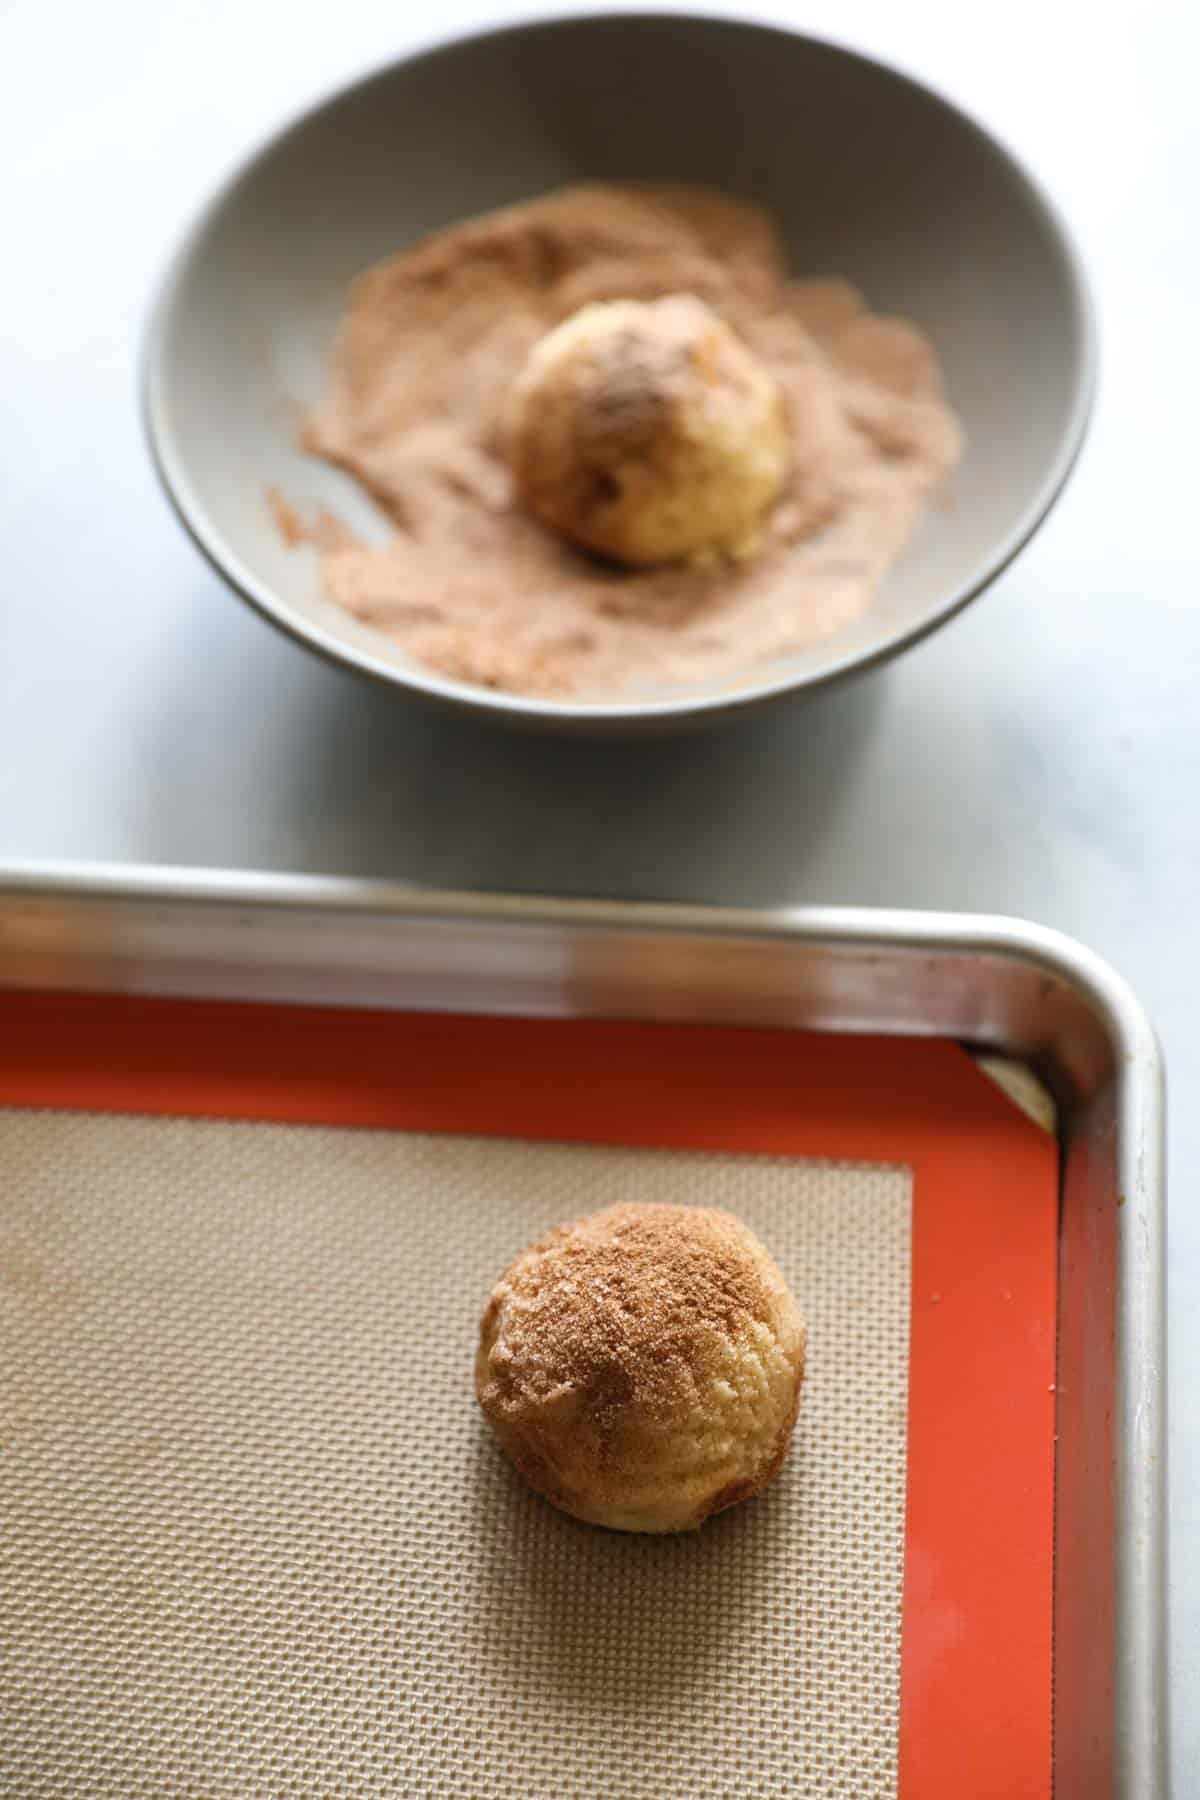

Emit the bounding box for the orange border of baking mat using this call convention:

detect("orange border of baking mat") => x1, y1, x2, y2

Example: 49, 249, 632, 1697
0, 992, 1057, 1800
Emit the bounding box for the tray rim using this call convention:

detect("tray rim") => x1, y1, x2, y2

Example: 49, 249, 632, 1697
0, 859, 1168, 1799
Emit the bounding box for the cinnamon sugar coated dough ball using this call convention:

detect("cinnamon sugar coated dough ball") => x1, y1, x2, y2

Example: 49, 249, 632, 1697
475, 1202, 807, 1533
504, 295, 790, 568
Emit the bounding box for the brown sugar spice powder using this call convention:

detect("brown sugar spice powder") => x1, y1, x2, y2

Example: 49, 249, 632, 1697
297, 184, 963, 700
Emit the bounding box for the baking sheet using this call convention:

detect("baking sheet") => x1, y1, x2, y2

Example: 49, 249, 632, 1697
0, 993, 1058, 1800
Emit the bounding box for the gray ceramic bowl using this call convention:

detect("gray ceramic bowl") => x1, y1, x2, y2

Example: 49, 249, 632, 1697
144, 11, 1094, 734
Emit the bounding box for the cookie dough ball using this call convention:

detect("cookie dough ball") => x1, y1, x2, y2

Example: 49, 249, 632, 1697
475, 1202, 806, 1533
505, 295, 789, 567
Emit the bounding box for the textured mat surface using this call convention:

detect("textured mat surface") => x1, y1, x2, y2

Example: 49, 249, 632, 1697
0, 1109, 911, 1799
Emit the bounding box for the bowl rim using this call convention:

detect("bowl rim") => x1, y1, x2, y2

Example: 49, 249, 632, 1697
141, 5, 1098, 728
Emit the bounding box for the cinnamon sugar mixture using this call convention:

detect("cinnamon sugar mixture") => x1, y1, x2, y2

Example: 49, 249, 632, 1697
299, 184, 962, 699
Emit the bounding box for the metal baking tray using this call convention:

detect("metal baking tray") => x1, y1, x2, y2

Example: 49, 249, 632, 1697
0, 863, 1167, 1799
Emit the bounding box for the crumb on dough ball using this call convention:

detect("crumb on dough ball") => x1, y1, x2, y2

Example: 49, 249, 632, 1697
475, 1202, 807, 1533
504, 295, 790, 568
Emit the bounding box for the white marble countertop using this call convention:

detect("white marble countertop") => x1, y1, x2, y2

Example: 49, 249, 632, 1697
2, 0, 1194, 1785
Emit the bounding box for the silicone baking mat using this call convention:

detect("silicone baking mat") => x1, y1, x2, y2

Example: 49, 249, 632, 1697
0, 994, 1057, 1800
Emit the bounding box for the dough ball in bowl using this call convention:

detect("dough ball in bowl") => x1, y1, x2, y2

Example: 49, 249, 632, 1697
475, 1201, 807, 1533
505, 295, 790, 567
